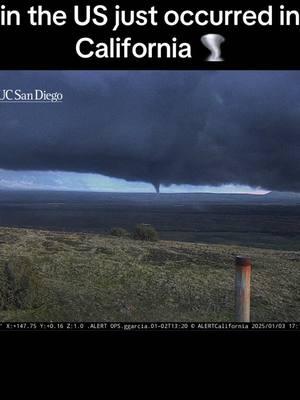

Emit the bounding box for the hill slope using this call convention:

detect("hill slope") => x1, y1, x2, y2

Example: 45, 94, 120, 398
0, 227, 299, 321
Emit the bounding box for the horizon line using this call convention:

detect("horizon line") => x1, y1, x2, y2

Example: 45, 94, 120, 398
0, 188, 271, 195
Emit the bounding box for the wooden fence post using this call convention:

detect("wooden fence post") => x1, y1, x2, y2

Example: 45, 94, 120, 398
235, 256, 252, 322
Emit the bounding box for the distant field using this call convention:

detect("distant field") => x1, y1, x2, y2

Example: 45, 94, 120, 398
0, 227, 299, 322
0, 190, 300, 250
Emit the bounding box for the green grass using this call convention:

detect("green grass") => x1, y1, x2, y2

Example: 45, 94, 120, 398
0, 227, 299, 322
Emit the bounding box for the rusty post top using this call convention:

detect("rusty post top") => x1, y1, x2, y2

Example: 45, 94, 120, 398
235, 256, 252, 267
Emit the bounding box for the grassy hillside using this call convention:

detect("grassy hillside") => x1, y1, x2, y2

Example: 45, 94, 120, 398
0, 227, 299, 322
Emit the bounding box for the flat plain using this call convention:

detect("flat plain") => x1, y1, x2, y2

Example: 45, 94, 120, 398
0, 190, 299, 321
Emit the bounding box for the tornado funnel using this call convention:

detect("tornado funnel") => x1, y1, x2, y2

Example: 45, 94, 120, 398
201, 34, 225, 62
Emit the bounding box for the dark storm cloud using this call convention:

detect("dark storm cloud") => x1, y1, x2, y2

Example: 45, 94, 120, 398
0, 70, 300, 191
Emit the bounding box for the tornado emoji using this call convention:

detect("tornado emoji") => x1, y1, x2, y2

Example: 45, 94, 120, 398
201, 34, 225, 62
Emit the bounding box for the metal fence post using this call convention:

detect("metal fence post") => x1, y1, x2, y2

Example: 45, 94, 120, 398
235, 256, 252, 322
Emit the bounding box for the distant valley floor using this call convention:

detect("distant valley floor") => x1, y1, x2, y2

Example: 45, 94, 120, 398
0, 190, 300, 250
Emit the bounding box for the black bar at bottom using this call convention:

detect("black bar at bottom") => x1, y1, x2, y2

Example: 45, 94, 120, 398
0, 321, 298, 331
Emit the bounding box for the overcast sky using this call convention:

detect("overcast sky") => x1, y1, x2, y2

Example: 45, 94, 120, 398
0, 71, 299, 193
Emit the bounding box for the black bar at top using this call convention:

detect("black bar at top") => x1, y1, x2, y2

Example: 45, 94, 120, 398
1, 0, 300, 69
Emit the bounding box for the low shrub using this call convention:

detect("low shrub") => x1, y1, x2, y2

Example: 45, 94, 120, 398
132, 224, 159, 242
